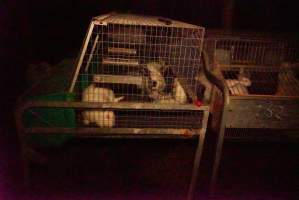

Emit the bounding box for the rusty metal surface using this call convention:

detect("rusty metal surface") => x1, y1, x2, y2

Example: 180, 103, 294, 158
20, 101, 209, 111
25, 127, 198, 137
226, 99, 299, 129
21, 101, 208, 130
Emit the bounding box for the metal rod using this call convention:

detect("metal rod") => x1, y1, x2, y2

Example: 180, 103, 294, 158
210, 107, 227, 194
102, 58, 139, 66
25, 127, 198, 136
19, 101, 209, 111
187, 130, 206, 200
93, 74, 149, 88
69, 22, 95, 92
15, 105, 30, 186
187, 109, 209, 200
108, 47, 137, 55
84, 34, 99, 72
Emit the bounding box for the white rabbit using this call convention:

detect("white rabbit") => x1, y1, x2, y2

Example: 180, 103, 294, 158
82, 83, 123, 127
82, 83, 124, 103
82, 110, 116, 127
146, 61, 166, 100
226, 76, 251, 95
174, 78, 187, 103
155, 78, 187, 104
146, 61, 187, 104
154, 94, 176, 104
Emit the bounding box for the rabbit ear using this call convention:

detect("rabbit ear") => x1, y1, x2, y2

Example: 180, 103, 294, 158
87, 83, 96, 89
114, 96, 124, 102
157, 59, 165, 69
240, 77, 251, 86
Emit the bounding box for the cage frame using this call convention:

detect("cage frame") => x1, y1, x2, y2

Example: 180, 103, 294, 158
202, 33, 299, 192
15, 13, 216, 200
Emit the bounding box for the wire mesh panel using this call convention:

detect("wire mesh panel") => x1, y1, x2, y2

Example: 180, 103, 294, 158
204, 37, 299, 96
25, 107, 204, 129
69, 14, 206, 129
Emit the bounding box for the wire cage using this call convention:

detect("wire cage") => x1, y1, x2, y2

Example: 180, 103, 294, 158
205, 36, 299, 131
68, 13, 208, 130
204, 37, 299, 97
16, 13, 212, 200
203, 34, 299, 191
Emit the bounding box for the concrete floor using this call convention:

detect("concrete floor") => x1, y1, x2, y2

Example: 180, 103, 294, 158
1, 120, 299, 200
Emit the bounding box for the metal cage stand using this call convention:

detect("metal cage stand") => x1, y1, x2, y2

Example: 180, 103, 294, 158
15, 13, 218, 200
203, 35, 299, 193
15, 101, 209, 200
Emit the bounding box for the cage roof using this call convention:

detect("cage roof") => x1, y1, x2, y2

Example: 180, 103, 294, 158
93, 13, 203, 29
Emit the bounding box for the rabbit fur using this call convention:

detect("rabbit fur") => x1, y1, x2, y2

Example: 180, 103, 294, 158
173, 78, 187, 103
226, 76, 251, 95
82, 83, 124, 127
154, 78, 187, 104
146, 61, 166, 100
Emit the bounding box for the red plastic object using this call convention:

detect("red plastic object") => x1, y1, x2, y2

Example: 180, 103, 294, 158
194, 100, 202, 107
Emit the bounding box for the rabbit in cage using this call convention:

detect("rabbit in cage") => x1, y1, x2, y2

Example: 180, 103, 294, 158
83, 111, 116, 128
226, 73, 252, 95
146, 61, 166, 100
173, 78, 187, 103
153, 78, 188, 104
82, 83, 124, 127
226, 77, 251, 95
149, 64, 188, 104
276, 62, 299, 95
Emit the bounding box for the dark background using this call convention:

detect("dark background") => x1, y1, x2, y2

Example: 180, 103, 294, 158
1, 0, 299, 199
1, 0, 299, 114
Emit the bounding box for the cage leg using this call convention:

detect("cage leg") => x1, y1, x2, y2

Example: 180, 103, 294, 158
210, 128, 224, 194
18, 136, 31, 187
28, 146, 48, 164
210, 110, 227, 194
16, 108, 31, 187
187, 130, 206, 200
23, 146, 31, 187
